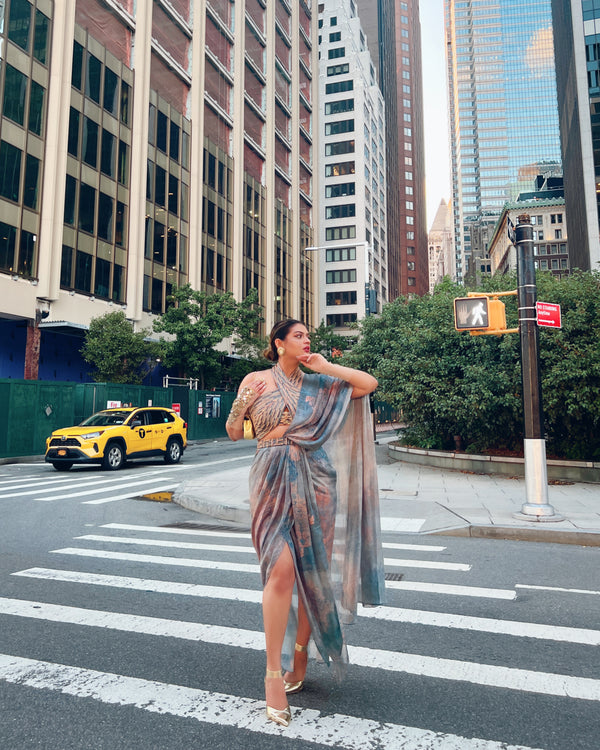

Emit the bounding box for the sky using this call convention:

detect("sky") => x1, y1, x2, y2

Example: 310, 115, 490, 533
419, 0, 451, 231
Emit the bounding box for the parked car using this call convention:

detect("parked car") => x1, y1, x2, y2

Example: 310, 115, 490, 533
45, 407, 187, 471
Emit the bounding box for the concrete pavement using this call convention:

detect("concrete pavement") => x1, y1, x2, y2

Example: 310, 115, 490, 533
173, 432, 600, 546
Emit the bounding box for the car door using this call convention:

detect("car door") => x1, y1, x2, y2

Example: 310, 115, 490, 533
146, 409, 172, 452
126, 410, 152, 455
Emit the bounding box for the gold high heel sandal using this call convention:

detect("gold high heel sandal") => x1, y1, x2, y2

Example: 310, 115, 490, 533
284, 643, 307, 695
265, 669, 292, 727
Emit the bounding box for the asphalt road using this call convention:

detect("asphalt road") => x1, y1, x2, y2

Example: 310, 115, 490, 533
0, 443, 598, 749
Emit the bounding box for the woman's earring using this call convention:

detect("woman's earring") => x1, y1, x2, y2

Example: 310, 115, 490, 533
277, 346, 285, 357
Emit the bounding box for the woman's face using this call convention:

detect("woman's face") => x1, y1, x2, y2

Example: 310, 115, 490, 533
279, 324, 310, 358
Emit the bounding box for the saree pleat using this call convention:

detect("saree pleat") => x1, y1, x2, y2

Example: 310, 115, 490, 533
248, 370, 385, 675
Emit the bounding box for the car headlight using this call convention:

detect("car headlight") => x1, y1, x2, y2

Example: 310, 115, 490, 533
81, 431, 103, 440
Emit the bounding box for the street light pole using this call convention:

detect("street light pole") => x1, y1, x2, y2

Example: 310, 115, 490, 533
513, 214, 561, 521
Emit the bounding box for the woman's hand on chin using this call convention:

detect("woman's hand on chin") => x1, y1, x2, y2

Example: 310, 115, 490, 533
297, 353, 328, 373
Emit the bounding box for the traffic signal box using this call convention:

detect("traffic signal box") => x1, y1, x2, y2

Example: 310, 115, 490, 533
454, 295, 509, 335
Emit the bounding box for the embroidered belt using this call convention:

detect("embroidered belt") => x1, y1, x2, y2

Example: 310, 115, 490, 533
257, 437, 293, 450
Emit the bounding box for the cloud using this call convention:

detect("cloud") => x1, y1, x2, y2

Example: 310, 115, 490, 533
525, 26, 555, 77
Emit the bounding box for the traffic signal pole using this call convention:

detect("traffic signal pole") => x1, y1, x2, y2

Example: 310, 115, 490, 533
514, 214, 561, 521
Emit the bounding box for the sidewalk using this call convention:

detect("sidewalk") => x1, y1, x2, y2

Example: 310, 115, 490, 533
173, 433, 600, 546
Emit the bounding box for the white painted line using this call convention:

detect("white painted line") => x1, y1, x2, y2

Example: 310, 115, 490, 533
16, 568, 589, 645
0, 654, 542, 750
197, 456, 254, 467
380, 517, 425, 532
75, 534, 257, 555
101, 522, 252, 539
385, 580, 516, 600
34, 478, 179, 503
383, 542, 446, 552
384, 557, 470, 572
516, 584, 600, 597
52, 547, 261, 573
0, 598, 598, 702
81, 484, 179, 505
0, 469, 176, 497
14, 568, 263, 604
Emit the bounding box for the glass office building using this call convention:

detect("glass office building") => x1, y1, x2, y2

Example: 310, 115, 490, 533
445, 0, 562, 282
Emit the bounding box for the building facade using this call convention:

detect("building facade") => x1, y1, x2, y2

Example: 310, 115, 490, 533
0, 0, 319, 380
428, 198, 454, 292
488, 198, 569, 277
317, 0, 388, 334
355, 0, 428, 298
551, 0, 600, 270
445, 0, 562, 284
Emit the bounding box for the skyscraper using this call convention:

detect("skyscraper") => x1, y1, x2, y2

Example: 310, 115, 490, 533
357, 0, 428, 297
551, 0, 600, 270
445, 0, 562, 283
0, 0, 318, 379
317, 0, 388, 334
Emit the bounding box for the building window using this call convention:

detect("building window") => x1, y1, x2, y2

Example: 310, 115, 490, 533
78, 183, 96, 234
8, 0, 32, 51
328, 47, 346, 60
327, 290, 357, 305
326, 269, 357, 283
325, 161, 355, 176
327, 63, 350, 76
325, 98, 354, 115
325, 140, 355, 156
407, 277, 416, 286
3, 65, 27, 126
23, 154, 39, 209
329, 31, 341, 42
86, 53, 102, 103
326, 80, 354, 95
0, 141, 22, 202
327, 313, 357, 326
326, 225, 356, 241
555, 229, 562, 239
29, 80, 45, 136
325, 119, 354, 136
326, 246, 356, 261
326, 204, 356, 219
326, 182, 355, 198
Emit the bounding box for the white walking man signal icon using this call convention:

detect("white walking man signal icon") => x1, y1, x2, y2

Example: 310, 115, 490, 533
470, 300, 486, 326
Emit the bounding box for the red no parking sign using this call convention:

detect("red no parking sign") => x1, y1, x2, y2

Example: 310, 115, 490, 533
536, 301, 561, 328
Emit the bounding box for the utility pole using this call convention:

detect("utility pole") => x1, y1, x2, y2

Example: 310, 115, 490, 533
513, 214, 562, 521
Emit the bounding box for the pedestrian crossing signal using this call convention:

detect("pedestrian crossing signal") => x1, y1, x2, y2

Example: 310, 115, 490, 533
454, 296, 507, 334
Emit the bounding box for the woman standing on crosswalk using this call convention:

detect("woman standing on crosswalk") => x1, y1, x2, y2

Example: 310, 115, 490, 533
226, 319, 385, 728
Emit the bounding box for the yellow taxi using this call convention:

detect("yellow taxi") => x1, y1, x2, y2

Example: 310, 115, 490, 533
45, 406, 187, 471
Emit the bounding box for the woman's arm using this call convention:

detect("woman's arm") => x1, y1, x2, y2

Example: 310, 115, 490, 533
226, 373, 267, 441
297, 354, 377, 399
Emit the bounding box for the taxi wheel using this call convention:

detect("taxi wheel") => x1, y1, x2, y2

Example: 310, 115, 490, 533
52, 462, 73, 472
164, 438, 182, 464
102, 441, 125, 471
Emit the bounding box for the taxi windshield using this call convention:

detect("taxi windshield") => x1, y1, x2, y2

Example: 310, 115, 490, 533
80, 411, 131, 427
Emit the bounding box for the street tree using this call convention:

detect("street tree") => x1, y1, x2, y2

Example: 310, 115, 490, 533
81, 311, 161, 384
153, 286, 262, 389
309, 320, 351, 358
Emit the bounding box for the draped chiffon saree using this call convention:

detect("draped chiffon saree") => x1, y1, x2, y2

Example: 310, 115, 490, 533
247, 364, 385, 674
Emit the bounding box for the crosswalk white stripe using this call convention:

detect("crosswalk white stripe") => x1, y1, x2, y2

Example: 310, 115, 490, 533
0, 469, 177, 498
385, 580, 516, 600
52, 547, 261, 573
81, 485, 179, 505
53, 546, 469, 574
380, 516, 425, 532
33, 478, 179, 502
384, 557, 470, 571
0, 597, 598, 701
15, 567, 596, 646
516, 584, 600, 597
101, 522, 252, 539
0, 654, 541, 750
382, 541, 446, 551
75, 534, 257, 555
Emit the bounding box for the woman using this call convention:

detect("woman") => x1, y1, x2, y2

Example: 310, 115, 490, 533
226, 319, 385, 727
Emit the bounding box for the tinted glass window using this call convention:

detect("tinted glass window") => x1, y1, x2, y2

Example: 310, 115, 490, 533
116, 202, 126, 247
156, 111, 168, 153
120, 82, 130, 125
23, 154, 40, 209
155, 165, 166, 206
168, 174, 178, 215
64, 176, 77, 225
94, 256, 110, 297
28, 80, 45, 136
68, 108, 80, 156
112, 263, 124, 302
103, 68, 119, 114
3, 65, 27, 125
0, 141, 22, 202
118, 141, 128, 185
72, 42, 84, 90
101, 129, 115, 177
170, 122, 180, 160
97, 192, 113, 241
74, 250, 92, 292
0, 222, 17, 272
86, 54, 102, 103
83, 118, 98, 167
33, 10, 49, 64
8, 0, 31, 51
60, 245, 73, 287
18, 229, 36, 276
78, 183, 96, 233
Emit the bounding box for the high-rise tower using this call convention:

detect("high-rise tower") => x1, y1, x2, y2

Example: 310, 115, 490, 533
445, 0, 562, 283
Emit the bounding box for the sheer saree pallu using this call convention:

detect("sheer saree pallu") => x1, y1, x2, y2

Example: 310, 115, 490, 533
248, 370, 385, 676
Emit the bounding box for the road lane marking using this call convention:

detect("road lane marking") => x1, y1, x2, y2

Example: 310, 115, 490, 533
384, 558, 470, 571
385, 580, 516, 600
380, 517, 425, 532
0, 654, 542, 749
0, 599, 598, 701
12, 569, 594, 645
0, 470, 178, 498
31, 480, 178, 503
81, 485, 179, 505
75, 535, 257, 555
516, 584, 600, 597
382, 542, 446, 551
101, 522, 252, 539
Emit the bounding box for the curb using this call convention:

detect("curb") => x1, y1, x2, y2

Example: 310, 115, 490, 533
173, 493, 251, 527
430, 524, 600, 547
